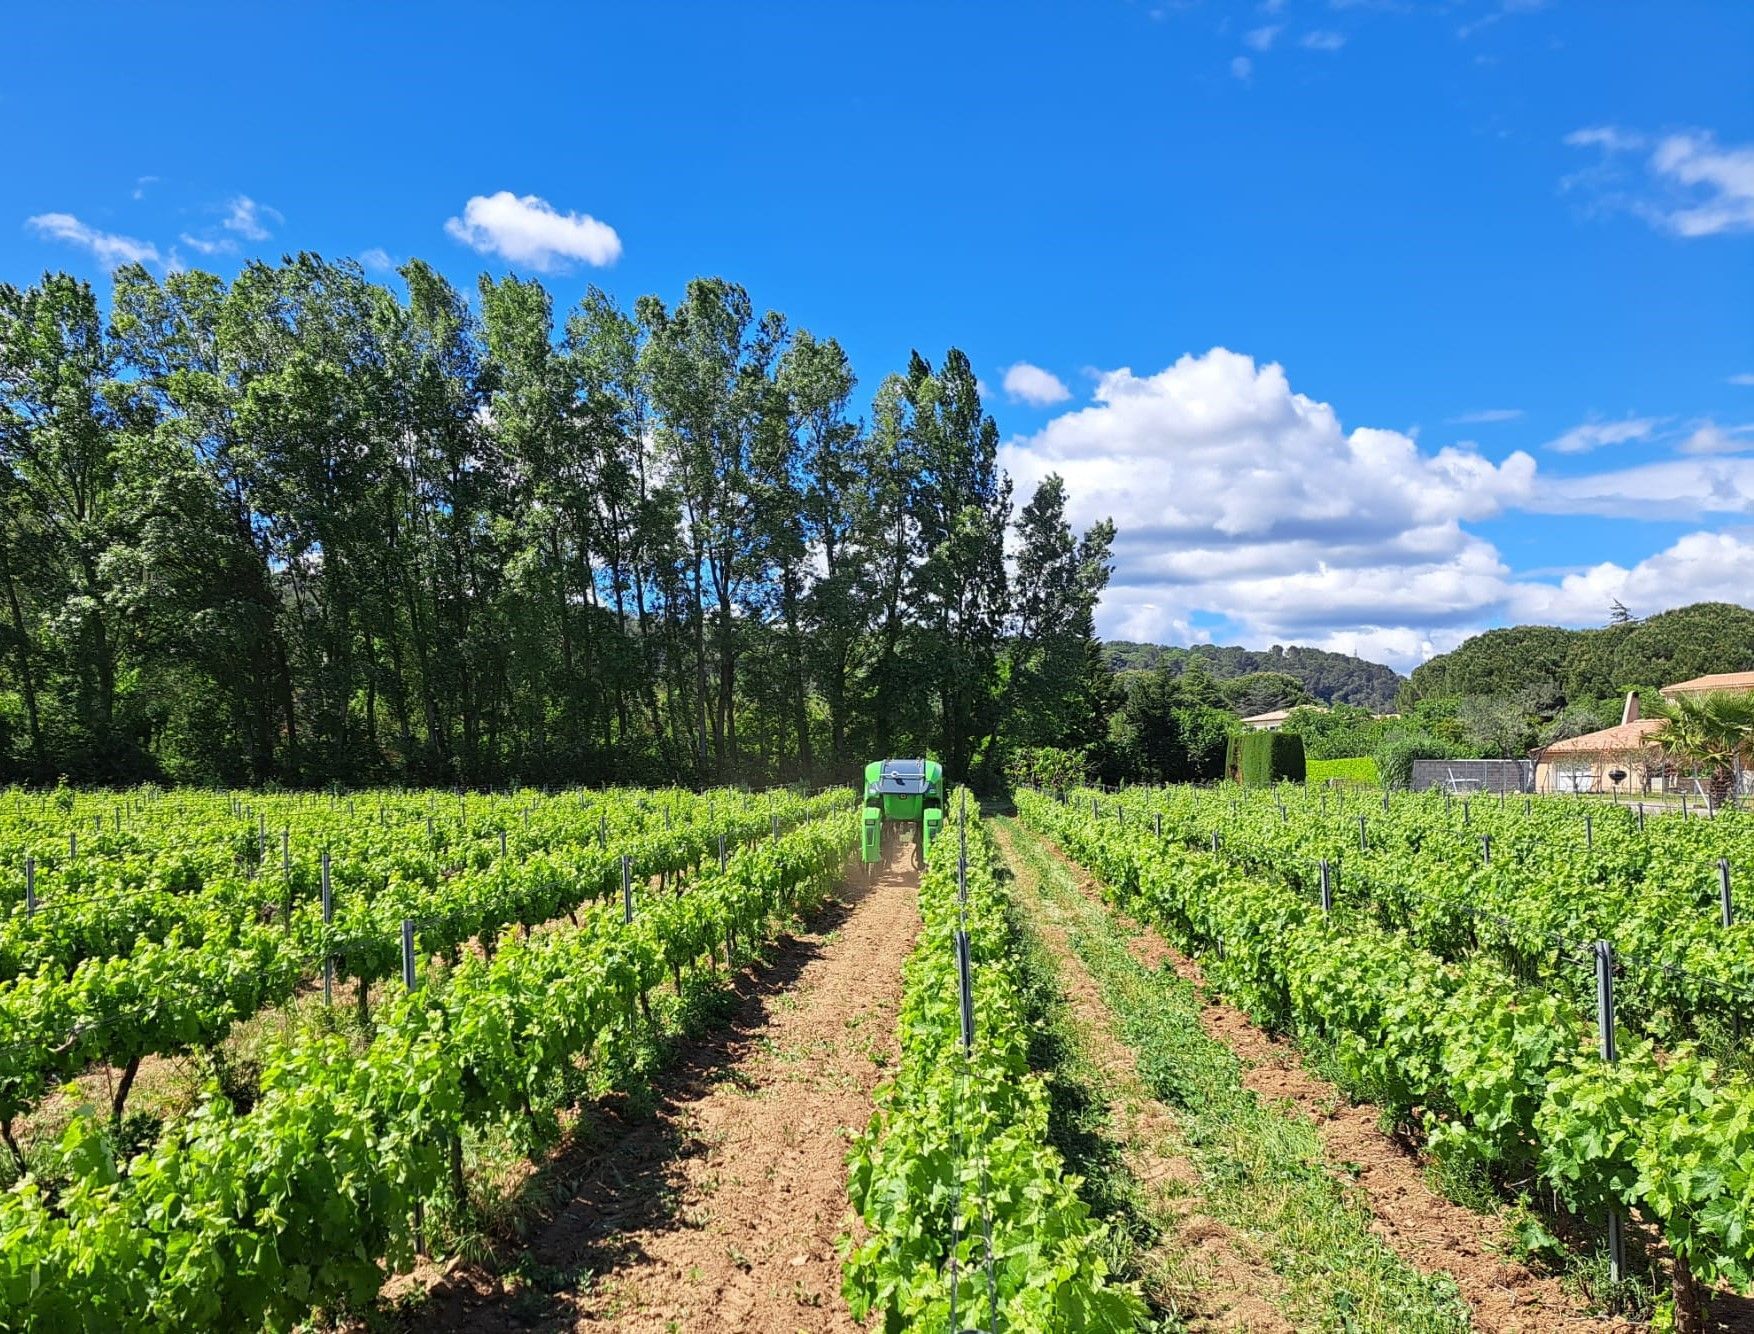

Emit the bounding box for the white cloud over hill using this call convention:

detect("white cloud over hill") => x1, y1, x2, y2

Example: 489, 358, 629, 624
998, 347, 1751, 671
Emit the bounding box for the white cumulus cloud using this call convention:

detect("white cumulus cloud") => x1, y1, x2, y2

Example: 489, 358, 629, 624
360, 247, 395, 272
445, 191, 622, 270
1504, 530, 1754, 625
25, 212, 160, 267
997, 346, 1752, 672
1002, 362, 1072, 407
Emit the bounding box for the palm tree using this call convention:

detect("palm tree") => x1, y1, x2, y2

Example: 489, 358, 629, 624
1649, 689, 1754, 807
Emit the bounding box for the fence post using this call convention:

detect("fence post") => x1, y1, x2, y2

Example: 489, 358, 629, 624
600, 811, 608, 846
718, 833, 727, 873
1358, 814, 1368, 852
69, 831, 76, 861
1155, 812, 1163, 838
1319, 859, 1332, 917
1091, 795, 1099, 818
622, 855, 634, 924
23, 856, 34, 917
1721, 859, 1734, 927
401, 919, 416, 989
1637, 802, 1646, 832
499, 828, 507, 858
321, 850, 334, 1007
1594, 939, 1624, 1284
955, 929, 974, 1054
1482, 835, 1492, 865
1210, 830, 1220, 855
1463, 800, 1470, 827
1585, 814, 1593, 850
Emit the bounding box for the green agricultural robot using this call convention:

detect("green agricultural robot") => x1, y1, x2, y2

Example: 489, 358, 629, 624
859, 758, 944, 868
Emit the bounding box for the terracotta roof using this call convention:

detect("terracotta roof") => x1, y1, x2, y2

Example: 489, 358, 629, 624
1662, 671, 1754, 696
1541, 718, 1664, 755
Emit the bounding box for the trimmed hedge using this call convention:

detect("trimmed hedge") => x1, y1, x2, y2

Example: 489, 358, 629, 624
1225, 731, 1306, 786
1306, 757, 1379, 786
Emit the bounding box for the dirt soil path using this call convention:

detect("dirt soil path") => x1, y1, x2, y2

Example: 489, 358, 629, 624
989, 819, 1296, 1332
421, 846, 919, 1333
1022, 823, 1635, 1334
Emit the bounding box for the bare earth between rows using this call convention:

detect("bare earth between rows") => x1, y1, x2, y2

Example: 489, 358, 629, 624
419, 847, 920, 1333
1021, 820, 1634, 1334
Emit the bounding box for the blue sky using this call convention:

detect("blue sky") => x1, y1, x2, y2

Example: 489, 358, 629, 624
7, 1, 1751, 670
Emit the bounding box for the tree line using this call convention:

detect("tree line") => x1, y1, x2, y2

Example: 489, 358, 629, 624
0, 259, 1114, 788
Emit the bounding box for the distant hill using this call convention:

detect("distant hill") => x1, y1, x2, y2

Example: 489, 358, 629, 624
1404, 601, 1754, 705
1102, 641, 1404, 711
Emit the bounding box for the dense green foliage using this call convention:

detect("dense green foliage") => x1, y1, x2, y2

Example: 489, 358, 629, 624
0, 266, 1110, 789
1305, 756, 1378, 786
1103, 641, 1402, 711
1375, 734, 1468, 790
1020, 787, 1754, 1313
1227, 731, 1306, 786
0, 786, 843, 1133
1404, 603, 1754, 707
1104, 665, 1232, 785
0, 793, 852, 1330
844, 798, 1145, 1331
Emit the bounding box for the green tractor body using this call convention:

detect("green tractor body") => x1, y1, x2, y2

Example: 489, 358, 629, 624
860, 758, 944, 864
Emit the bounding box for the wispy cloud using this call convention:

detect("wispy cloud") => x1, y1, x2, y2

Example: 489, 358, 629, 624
223, 195, 281, 241
1544, 415, 1662, 454
1564, 126, 1754, 237
132, 175, 160, 201
25, 212, 160, 267
1730, 373, 1754, 387
1458, 0, 1549, 40
445, 191, 622, 270
178, 231, 236, 257
1244, 24, 1282, 50
1230, 55, 1254, 82
1677, 421, 1754, 456
1301, 30, 1347, 50
1002, 362, 1073, 407
1449, 408, 1524, 424
360, 247, 395, 272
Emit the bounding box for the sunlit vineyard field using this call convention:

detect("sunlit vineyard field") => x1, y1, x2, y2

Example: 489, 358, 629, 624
0, 784, 852, 1329
1019, 782, 1754, 1322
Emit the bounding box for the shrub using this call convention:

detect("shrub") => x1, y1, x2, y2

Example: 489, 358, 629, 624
1231, 730, 1306, 786
1374, 734, 1465, 790
1307, 756, 1379, 786
1005, 744, 1089, 793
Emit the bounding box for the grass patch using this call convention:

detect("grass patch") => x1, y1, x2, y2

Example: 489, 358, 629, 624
1001, 819, 1471, 1334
